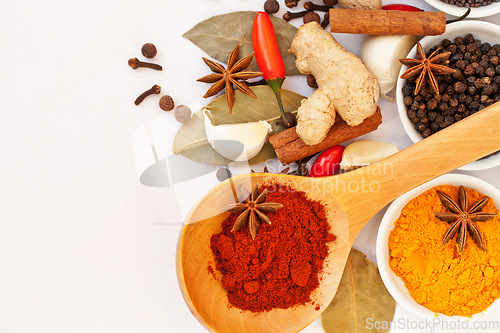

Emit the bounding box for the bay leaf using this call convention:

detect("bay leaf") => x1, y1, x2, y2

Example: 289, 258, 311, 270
322, 249, 396, 333
172, 86, 305, 165
183, 11, 300, 76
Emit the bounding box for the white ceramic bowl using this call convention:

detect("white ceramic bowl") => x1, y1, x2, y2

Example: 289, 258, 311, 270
376, 173, 500, 320
396, 20, 500, 171
424, 0, 500, 18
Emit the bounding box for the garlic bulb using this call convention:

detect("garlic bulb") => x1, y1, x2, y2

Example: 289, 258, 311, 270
204, 110, 272, 162
361, 35, 417, 97
340, 140, 399, 170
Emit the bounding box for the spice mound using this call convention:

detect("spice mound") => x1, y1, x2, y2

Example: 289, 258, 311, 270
389, 185, 500, 317
210, 183, 335, 312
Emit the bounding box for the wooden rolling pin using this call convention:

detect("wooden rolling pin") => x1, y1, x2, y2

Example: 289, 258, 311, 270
329, 9, 446, 35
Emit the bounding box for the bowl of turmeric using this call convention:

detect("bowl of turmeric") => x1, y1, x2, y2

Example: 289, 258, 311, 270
376, 173, 500, 319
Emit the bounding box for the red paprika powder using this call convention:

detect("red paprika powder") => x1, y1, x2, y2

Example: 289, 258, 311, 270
210, 183, 335, 312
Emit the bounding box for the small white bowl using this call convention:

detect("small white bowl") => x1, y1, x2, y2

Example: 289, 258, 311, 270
396, 20, 500, 171
376, 173, 500, 320
424, 0, 500, 18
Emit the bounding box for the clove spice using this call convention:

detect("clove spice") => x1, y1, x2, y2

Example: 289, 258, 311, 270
285, 0, 300, 8
134, 85, 161, 105
321, 11, 330, 29
304, 1, 331, 11
128, 58, 162, 71
283, 10, 308, 22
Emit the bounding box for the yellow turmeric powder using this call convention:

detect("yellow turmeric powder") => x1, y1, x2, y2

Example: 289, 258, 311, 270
388, 185, 500, 317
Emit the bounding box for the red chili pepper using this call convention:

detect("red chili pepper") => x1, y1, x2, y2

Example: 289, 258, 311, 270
382, 4, 423, 11
252, 12, 290, 127
310, 145, 345, 177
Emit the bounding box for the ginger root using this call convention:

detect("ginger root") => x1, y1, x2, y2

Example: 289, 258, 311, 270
290, 22, 380, 145
338, 0, 382, 10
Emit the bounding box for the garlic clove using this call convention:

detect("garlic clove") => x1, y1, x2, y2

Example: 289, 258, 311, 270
340, 140, 399, 170
361, 35, 417, 97
203, 110, 272, 162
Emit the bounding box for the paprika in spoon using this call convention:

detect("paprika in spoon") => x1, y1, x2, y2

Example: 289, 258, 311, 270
252, 12, 293, 128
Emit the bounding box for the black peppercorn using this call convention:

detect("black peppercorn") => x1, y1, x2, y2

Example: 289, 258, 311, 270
141, 43, 157, 58
404, 96, 413, 106
427, 99, 438, 110
492, 84, 499, 93
439, 102, 448, 112
303, 11, 320, 24
442, 39, 452, 48
475, 79, 486, 89
475, 66, 485, 76
306, 74, 318, 88
470, 100, 480, 109
458, 93, 467, 104
402, 85, 412, 96
454, 81, 467, 94
415, 122, 427, 132
465, 34, 475, 44
159, 95, 175, 111
466, 76, 476, 85
490, 56, 499, 66
480, 43, 491, 55
417, 109, 427, 119
264, 0, 280, 14
422, 128, 432, 138
444, 115, 455, 126
407, 109, 417, 119
430, 122, 440, 132
486, 67, 496, 77
428, 111, 437, 122
463, 64, 475, 76
216, 167, 232, 182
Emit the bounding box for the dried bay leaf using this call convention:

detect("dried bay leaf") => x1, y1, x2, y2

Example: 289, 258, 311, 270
322, 249, 396, 333
172, 86, 304, 165
183, 11, 300, 76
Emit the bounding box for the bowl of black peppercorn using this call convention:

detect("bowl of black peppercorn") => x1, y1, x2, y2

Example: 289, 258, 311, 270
424, 0, 500, 18
396, 20, 500, 170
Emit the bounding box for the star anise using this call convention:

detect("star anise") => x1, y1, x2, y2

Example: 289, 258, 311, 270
399, 42, 456, 95
197, 44, 262, 114
434, 186, 497, 252
227, 186, 283, 240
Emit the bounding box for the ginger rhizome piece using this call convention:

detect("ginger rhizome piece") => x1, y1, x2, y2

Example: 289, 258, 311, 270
338, 0, 382, 10
290, 22, 380, 145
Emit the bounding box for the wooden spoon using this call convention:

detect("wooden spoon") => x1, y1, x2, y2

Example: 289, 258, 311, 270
177, 102, 500, 333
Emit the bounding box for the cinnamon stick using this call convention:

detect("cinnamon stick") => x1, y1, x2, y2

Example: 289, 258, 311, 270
329, 9, 446, 36
269, 108, 382, 164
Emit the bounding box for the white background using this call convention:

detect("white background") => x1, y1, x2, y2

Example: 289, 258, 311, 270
1, 0, 499, 332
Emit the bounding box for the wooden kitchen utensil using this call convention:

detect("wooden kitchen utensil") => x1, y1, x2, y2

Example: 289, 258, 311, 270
177, 101, 500, 333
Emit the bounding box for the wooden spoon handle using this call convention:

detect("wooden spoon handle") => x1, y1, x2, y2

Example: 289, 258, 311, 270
340, 101, 500, 236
